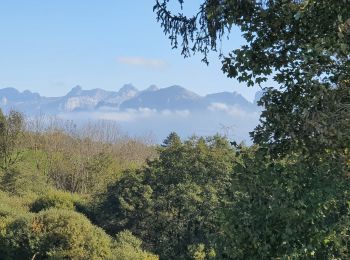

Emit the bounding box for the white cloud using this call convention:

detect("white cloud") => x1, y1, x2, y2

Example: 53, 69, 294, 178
61, 108, 190, 123
117, 56, 167, 69
208, 102, 230, 112
161, 109, 172, 116
175, 110, 190, 117
208, 102, 259, 118
96, 111, 135, 122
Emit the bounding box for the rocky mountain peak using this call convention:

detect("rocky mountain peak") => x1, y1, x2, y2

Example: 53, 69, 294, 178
145, 84, 159, 92
118, 84, 138, 95
67, 85, 83, 96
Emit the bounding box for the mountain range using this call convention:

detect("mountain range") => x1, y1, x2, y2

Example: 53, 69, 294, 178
0, 84, 262, 142
0, 84, 259, 115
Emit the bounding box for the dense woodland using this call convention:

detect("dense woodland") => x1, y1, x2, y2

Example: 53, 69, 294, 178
1, 0, 350, 259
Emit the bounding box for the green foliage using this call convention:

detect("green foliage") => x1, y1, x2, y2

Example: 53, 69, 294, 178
113, 230, 159, 260
0, 191, 31, 218
44, 145, 132, 194
19, 122, 155, 194
219, 148, 350, 259
0, 169, 26, 194
0, 190, 158, 259
0, 110, 24, 171
0, 150, 49, 195
95, 133, 235, 259
93, 168, 153, 235
187, 243, 216, 260
30, 189, 78, 213
253, 81, 350, 158
0, 209, 114, 259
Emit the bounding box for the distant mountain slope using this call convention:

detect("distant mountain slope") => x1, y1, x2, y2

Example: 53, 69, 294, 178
204, 92, 257, 111
120, 85, 202, 110
0, 87, 44, 113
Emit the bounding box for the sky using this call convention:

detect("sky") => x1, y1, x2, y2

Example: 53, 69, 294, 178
0, 0, 260, 101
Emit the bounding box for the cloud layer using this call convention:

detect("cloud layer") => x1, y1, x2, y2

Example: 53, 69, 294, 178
59, 106, 260, 143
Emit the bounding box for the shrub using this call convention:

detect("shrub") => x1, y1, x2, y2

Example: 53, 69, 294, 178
30, 189, 77, 212
113, 230, 158, 260
0, 191, 31, 217
0, 209, 114, 259
0, 208, 158, 259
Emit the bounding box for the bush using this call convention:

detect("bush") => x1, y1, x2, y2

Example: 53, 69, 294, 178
30, 189, 77, 212
0, 191, 32, 217
5, 149, 51, 195
113, 230, 159, 260
0, 209, 114, 259
0, 208, 158, 259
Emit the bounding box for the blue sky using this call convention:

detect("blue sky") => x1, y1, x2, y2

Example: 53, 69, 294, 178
0, 0, 260, 101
